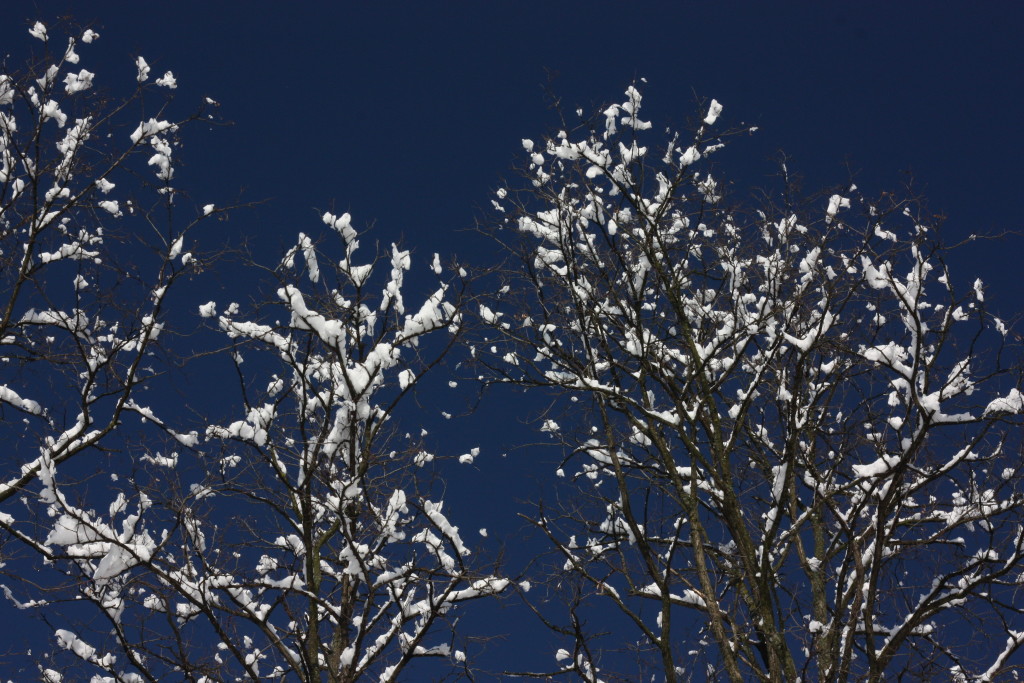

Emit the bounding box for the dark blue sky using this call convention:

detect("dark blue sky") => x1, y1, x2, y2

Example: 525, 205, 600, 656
2, 2, 1022, 676
6, 2, 1019, 298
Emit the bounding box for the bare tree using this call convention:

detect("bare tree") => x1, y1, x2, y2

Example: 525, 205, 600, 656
0, 18, 230, 680
0, 22, 505, 681
0, 21, 205, 513
162, 217, 505, 681
5, 19, 1023, 683
479, 86, 1024, 682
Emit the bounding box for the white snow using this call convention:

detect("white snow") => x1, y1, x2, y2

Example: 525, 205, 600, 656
129, 118, 172, 144
679, 146, 701, 166
55, 629, 95, 660
29, 22, 48, 41
63, 69, 95, 94
169, 235, 184, 259
0, 385, 43, 415
155, 71, 177, 88
825, 194, 850, 224
703, 99, 723, 125
984, 388, 1023, 416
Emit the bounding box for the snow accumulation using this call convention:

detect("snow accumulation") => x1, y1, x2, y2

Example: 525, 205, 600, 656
0, 385, 43, 415
63, 69, 94, 94
984, 388, 1024, 416
129, 118, 172, 144
703, 99, 723, 125
28, 21, 47, 41
135, 56, 150, 82
825, 194, 850, 224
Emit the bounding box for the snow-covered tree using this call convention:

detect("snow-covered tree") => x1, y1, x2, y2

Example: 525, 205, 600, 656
0, 20, 220, 679
481, 86, 1024, 682
173, 218, 506, 680
0, 22, 203, 517
5, 19, 1024, 683
0, 23, 505, 681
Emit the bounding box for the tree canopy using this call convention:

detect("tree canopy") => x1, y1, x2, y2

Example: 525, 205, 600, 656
0, 21, 1021, 683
